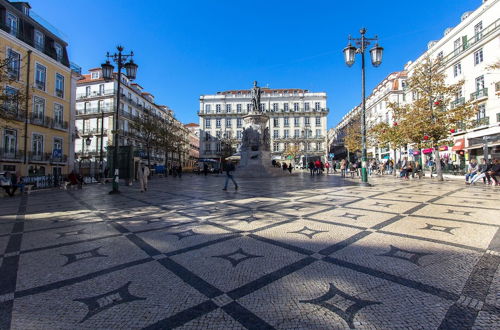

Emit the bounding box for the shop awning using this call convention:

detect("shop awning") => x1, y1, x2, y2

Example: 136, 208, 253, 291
452, 139, 465, 151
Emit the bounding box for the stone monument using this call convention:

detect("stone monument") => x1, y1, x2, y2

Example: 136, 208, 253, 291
237, 81, 284, 177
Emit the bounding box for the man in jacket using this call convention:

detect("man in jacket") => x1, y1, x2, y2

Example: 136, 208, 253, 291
222, 162, 238, 191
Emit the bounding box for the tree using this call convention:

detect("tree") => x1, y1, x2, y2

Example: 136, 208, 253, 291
0, 54, 29, 122
388, 57, 476, 181
130, 112, 159, 167
370, 122, 406, 175
282, 144, 300, 162
156, 116, 177, 173
344, 117, 362, 157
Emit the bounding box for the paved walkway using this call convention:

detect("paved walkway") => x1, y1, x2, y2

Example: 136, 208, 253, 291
0, 173, 499, 329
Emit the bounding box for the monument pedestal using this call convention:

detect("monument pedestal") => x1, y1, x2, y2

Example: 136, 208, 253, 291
237, 112, 286, 177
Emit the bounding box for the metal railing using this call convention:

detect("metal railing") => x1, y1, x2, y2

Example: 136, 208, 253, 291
470, 88, 488, 101
77, 89, 116, 99
76, 106, 115, 115
450, 97, 465, 108
29, 152, 51, 162
472, 117, 489, 128
30, 114, 68, 130
0, 148, 24, 160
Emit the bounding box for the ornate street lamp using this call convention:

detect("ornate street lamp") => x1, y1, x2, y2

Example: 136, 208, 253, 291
343, 28, 383, 185
101, 46, 138, 194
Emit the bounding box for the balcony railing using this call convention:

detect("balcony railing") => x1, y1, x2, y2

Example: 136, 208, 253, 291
29, 152, 51, 162
198, 107, 329, 115
35, 80, 46, 90
50, 154, 68, 163
450, 97, 465, 108
472, 117, 489, 128
55, 89, 64, 98
0, 148, 24, 161
470, 88, 488, 101
77, 89, 115, 99
76, 106, 115, 115
52, 120, 69, 130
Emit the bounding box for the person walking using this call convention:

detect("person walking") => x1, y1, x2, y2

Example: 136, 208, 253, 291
138, 163, 150, 192
203, 163, 208, 176
325, 161, 330, 174
308, 161, 315, 176
222, 162, 238, 191
178, 164, 183, 178
340, 159, 347, 177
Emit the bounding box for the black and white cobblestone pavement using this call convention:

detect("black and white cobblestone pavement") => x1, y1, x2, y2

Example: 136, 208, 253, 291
0, 173, 499, 329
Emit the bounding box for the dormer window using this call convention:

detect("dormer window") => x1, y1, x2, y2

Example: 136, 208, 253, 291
34, 30, 44, 51
91, 71, 100, 79
54, 42, 63, 61
6, 12, 18, 36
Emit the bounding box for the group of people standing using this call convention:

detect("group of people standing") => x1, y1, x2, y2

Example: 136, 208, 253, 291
308, 160, 332, 176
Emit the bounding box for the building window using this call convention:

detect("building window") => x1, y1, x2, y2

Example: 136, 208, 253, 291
54, 42, 63, 62
314, 102, 321, 111
53, 137, 63, 154
216, 104, 221, 113
91, 71, 100, 79
226, 104, 232, 113
216, 118, 221, 128
7, 49, 21, 80
33, 96, 45, 119
284, 117, 289, 127
237, 130, 242, 139
3, 129, 17, 156
205, 132, 210, 141
205, 119, 211, 128
54, 104, 64, 126
99, 84, 105, 95
315, 117, 321, 126
475, 75, 484, 91
294, 117, 300, 127
205, 104, 211, 113
294, 129, 299, 138
34, 29, 44, 48
35, 63, 47, 91
246, 104, 251, 112
284, 130, 289, 138
293, 103, 299, 111
32, 134, 44, 158
316, 142, 321, 151
237, 104, 242, 113
316, 129, 321, 137
304, 117, 310, 126
273, 130, 279, 139
237, 118, 242, 128
205, 143, 211, 152
284, 103, 289, 112
273, 143, 279, 152
474, 49, 483, 65
453, 62, 461, 77
474, 21, 483, 40
6, 12, 18, 36
4, 86, 19, 112
260, 103, 265, 111
55, 74, 64, 98
273, 118, 279, 127
304, 103, 310, 111
477, 104, 486, 120
226, 118, 232, 127
272, 103, 278, 111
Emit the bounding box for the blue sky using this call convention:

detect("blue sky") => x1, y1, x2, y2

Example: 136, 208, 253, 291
28, 0, 481, 128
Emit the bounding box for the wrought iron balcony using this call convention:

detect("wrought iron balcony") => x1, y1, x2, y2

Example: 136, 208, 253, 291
450, 97, 465, 108
470, 88, 488, 101
77, 89, 116, 99
472, 117, 489, 128
0, 148, 24, 161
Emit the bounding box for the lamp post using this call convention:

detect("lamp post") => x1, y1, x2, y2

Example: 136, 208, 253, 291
343, 28, 383, 185
101, 46, 138, 194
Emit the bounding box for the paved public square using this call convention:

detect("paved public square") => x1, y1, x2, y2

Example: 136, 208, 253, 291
0, 173, 499, 329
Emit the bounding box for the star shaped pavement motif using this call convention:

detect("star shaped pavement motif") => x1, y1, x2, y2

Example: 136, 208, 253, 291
377, 245, 431, 266
170, 229, 198, 240
56, 228, 87, 239
212, 248, 263, 267
446, 209, 472, 216
300, 283, 380, 329
421, 223, 459, 235
288, 226, 328, 239
373, 202, 392, 208
242, 211, 260, 223
74, 281, 146, 323
342, 213, 363, 221
61, 246, 108, 266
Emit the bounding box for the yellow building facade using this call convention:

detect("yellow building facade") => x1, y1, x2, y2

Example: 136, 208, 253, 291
0, 1, 73, 178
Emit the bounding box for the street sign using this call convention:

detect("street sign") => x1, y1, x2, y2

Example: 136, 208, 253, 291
52, 149, 62, 158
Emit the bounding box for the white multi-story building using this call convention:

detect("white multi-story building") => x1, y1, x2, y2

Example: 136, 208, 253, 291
75, 68, 183, 168
198, 87, 329, 165
330, 71, 407, 160
405, 0, 500, 162
332, 0, 499, 165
